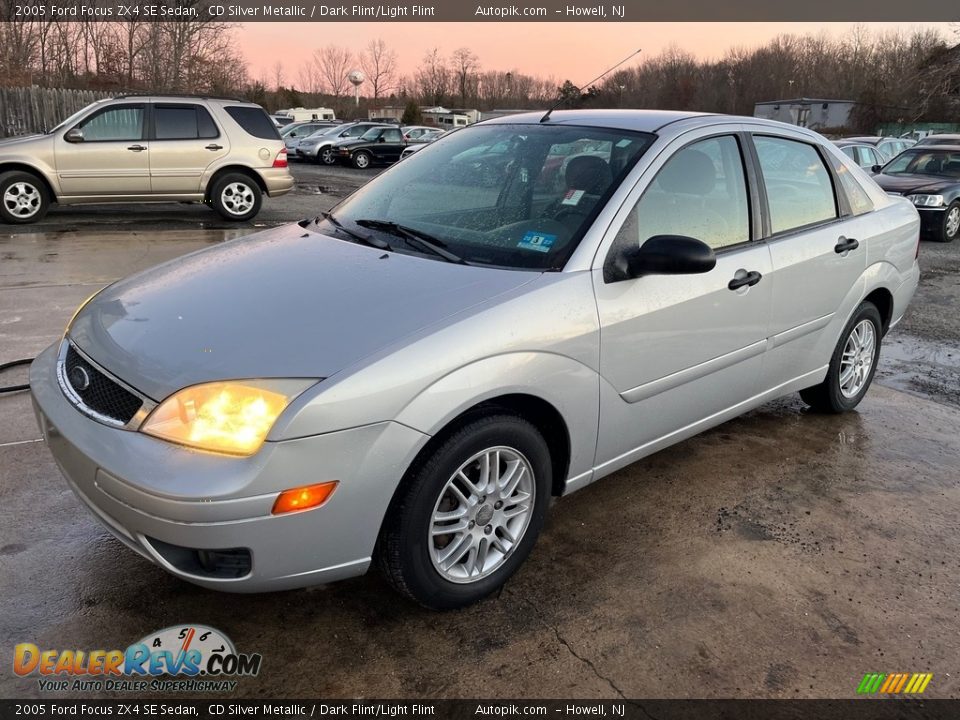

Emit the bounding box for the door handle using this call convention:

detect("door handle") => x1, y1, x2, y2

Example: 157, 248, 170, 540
127, 144, 147, 152
728, 270, 762, 290
205, 144, 223, 151
835, 236, 859, 253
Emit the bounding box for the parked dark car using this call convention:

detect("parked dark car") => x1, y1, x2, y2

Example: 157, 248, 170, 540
333, 126, 408, 168
916, 133, 960, 147
872, 145, 960, 242
845, 136, 915, 162
834, 140, 885, 174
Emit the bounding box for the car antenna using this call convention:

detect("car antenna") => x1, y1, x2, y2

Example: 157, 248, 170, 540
540, 48, 642, 123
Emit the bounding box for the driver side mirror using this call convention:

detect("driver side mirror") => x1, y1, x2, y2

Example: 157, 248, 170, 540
64, 128, 84, 143
378, 137, 386, 143
871, 164, 882, 174
607, 235, 716, 283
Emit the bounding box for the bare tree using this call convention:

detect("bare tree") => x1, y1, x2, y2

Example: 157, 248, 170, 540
450, 47, 480, 107
359, 38, 397, 103
272, 60, 285, 91
315, 45, 353, 107
415, 48, 450, 106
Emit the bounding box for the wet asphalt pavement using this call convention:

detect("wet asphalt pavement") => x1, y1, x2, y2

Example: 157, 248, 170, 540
1, 163, 959, 700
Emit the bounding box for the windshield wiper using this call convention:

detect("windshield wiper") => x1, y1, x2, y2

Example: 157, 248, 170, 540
354, 219, 467, 264
317, 212, 391, 250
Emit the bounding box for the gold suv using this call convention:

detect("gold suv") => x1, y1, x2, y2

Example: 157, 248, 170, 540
0, 95, 294, 224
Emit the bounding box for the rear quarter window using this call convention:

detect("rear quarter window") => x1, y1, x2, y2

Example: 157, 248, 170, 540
224, 106, 281, 140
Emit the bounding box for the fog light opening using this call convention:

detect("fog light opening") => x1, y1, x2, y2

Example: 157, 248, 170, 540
272, 481, 338, 515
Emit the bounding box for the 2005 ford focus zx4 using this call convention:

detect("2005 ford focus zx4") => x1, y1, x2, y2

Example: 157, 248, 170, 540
31, 111, 920, 609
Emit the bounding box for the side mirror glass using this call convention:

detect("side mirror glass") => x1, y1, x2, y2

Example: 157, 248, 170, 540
608, 235, 717, 283
64, 128, 84, 143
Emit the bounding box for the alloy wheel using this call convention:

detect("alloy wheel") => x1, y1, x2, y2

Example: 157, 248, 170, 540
220, 182, 255, 216
428, 446, 535, 584
946, 206, 960, 239
838, 319, 876, 398
3, 182, 42, 219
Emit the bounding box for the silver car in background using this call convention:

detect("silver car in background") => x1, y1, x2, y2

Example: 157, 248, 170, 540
32, 110, 920, 609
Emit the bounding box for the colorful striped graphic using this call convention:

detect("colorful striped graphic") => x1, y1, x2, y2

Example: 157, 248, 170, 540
857, 672, 933, 695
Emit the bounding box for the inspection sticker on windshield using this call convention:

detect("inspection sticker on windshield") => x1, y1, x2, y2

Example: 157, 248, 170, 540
561, 189, 585, 206
518, 232, 557, 253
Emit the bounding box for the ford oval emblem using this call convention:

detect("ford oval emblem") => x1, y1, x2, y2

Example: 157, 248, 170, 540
68, 365, 91, 391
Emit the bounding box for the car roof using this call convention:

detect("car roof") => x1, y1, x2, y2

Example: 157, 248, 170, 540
834, 139, 873, 147
845, 136, 902, 145
920, 134, 960, 140
478, 109, 724, 133
901, 144, 960, 152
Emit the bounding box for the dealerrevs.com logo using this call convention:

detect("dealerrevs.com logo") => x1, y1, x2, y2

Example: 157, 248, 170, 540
14, 625, 261, 693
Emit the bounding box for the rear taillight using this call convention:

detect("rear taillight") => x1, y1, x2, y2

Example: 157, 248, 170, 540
273, 148, 288, 169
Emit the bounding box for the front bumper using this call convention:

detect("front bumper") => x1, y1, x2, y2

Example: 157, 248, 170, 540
916, 206, 947, 235
30, 343, 429, 592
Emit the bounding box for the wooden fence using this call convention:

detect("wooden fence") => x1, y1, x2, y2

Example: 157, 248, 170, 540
0, 87, 114, 138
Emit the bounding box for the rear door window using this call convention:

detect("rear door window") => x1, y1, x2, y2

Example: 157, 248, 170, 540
225, 106, 280, 140
753, 135, 838, 235
154, 104, 219, 140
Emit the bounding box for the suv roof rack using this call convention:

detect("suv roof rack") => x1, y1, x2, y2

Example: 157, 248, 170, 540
112, 93, 246, 102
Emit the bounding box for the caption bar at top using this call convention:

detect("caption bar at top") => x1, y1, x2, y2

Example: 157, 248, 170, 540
3, 0, 960, 21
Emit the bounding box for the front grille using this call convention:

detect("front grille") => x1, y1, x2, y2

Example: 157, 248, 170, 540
64, 344, 143, 424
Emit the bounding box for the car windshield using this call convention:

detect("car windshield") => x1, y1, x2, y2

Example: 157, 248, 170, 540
306, 124, 350, 139
883, 149, 960, 177
320, 123, 654, 270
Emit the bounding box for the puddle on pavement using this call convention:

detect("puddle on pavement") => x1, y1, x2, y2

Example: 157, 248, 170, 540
877, 331, 960, 409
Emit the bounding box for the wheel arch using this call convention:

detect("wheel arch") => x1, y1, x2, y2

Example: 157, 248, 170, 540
863, 286, 894, 334
203, 165, 267, 201
0, 162, 58, 203
402, 393, 572, 499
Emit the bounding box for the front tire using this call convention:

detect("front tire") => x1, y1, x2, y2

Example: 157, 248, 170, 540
320, 147, 336, 165
0, 171, 49, 224
209, 173, 262, 221
378, 413, 552, 609
800, 301, 882, 413
353, 151, 372, 169
939, 200, 959, 243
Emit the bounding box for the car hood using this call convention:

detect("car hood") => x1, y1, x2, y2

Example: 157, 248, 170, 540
68, 223, 538, 401
874, 174, 957, 195
0, 133, 48, 150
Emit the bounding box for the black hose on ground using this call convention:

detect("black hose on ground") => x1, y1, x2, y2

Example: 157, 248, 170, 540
0, 358, 33, 393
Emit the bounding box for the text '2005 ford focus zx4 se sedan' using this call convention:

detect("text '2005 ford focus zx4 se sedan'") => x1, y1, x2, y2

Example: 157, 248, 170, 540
31, 110, 920, 609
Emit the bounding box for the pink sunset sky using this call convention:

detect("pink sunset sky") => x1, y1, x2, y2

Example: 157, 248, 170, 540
238, 22, 951, 87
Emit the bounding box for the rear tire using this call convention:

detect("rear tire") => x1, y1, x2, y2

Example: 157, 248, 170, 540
799, 301, 882, 413
938, 200, 959, 243
209, 173, 261, 221
378, 413, 551, 609
0, 171, 49, 224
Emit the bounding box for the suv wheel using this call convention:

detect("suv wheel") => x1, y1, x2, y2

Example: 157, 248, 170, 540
799, 301, 882, 413
378, 413, 551, 609
353, 151, 372, 169
320, 147, 336, 165
209, 173, 262, 221
939, 201, 959, 243
0, 171, 49, 224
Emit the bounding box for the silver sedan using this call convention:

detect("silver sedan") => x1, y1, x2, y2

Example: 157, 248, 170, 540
32, 110, 920, 609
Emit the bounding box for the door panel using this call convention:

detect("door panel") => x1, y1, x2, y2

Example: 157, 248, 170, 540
593, 133, 772, 467
149, 104, 228, 194
752, 135, 867, 388
55, 104, 149, 196
594, 246, 772, 464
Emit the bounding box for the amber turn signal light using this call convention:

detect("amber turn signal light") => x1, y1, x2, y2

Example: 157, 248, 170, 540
272, 481, 338, 515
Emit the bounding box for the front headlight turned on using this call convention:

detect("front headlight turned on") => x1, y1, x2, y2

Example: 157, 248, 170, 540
907, 194, 946, 207
140, 379, 316, 456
